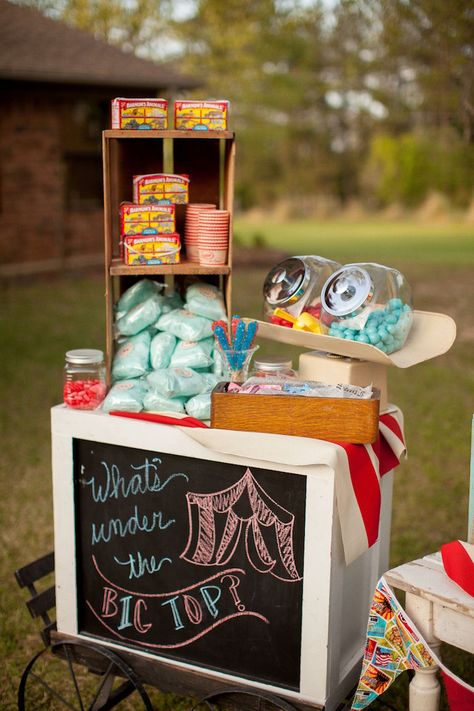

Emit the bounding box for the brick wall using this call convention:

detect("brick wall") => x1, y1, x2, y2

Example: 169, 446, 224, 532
0, 94, 103, 277
65, 209, 103, 258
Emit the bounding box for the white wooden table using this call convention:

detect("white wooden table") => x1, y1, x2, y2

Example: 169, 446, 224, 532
385, 552, 474, 711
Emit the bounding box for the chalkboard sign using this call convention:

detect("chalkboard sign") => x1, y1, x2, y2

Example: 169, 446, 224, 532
74, 438, 306, 690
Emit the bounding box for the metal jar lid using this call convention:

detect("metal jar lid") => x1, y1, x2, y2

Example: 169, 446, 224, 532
65, 349, 104, 365
321, 265, 374, 317
263, 258, 310, 306
253, 355, 293, 372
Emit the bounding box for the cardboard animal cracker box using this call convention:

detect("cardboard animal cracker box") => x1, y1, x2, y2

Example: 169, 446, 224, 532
119, 203, 176, 258
174, 101, 229, 131
123, 234, 181, 265
133, 174, 190, 205
120, 203, 176, 236
111, 98, 168, 130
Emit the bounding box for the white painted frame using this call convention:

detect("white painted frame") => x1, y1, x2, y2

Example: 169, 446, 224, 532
51, 406, 393, 710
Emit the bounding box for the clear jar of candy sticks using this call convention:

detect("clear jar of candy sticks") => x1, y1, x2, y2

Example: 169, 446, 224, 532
320, 263, 413, 354
64, 349, 107, 410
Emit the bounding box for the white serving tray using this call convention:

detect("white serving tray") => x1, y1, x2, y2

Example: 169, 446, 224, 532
250, 310, 456, 368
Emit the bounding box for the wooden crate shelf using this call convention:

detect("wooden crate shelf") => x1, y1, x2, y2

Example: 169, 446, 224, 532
109, 258, 231, 276
102, 130, 235, 372
104, 129, 235, 140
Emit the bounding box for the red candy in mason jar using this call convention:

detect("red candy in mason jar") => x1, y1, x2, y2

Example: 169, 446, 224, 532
64, 350, 106, 410
63, 379, 107, 409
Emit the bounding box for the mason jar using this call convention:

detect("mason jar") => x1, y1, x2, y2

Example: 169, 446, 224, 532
252, 355, 296, 378
64, 349, 107, 410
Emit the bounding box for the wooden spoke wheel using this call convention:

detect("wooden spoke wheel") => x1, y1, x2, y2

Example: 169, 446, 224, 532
18, 641, 153, 711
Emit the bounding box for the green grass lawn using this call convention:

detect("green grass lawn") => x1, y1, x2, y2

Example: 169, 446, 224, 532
234, 216, 474, 265
1, 218, 473, 709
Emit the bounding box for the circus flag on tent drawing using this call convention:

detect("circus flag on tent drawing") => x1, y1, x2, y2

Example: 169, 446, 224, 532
180, 468, 302, 582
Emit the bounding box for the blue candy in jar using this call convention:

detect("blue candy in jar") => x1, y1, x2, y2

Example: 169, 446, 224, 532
321, 264, 413, 354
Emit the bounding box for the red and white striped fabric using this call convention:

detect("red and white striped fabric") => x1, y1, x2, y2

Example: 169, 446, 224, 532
332, 408, 406, 563
441, 540, 474, 597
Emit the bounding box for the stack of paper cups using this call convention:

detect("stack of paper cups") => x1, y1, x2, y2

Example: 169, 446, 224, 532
184, 204, 216, 261
197, 209, 229, 266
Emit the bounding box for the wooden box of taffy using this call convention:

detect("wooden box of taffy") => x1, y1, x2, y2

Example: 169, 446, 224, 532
211, 382, 380, 444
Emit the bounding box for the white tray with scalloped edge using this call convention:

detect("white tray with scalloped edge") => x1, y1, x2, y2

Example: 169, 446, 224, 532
250, 310, 456, 368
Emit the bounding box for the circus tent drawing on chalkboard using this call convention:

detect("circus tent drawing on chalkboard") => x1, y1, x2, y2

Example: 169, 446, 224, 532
180, 468, 302, 582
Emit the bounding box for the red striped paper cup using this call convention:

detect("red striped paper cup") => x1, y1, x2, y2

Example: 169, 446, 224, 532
198, 247, 227, 266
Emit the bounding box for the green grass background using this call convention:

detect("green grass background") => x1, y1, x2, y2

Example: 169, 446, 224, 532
1, 217, 473, 709
234, 217, 474, 264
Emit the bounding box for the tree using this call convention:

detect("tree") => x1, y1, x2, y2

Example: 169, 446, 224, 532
376, 0, 474, 142
173, 0, 344, 207
17, 0, 474, 207
324, 0, 474, 204
16, 0, 172, 55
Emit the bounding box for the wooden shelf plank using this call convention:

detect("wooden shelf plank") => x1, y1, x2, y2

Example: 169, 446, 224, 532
104, 129, 235, 140
109, 258, 231, 276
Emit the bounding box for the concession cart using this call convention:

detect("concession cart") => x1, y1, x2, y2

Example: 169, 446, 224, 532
15, 121, 456, 711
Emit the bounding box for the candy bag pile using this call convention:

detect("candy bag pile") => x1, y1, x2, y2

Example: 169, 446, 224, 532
103, 279, 225, 420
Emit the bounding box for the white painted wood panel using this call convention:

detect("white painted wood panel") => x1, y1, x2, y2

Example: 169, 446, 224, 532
51, 406, 394, 709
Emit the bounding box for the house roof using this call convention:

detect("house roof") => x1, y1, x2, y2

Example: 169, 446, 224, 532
0, 0, 197, 90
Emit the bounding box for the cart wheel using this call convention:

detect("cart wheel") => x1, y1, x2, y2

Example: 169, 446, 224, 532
18, 641, 153, 710
189, 687, 298, 710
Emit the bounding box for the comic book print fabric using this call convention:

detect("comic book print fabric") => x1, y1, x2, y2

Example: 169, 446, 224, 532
351, 577, 436, 709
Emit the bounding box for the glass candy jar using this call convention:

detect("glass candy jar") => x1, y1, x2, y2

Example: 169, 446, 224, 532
64, 349, 107, 410
263, 256, 341, 325
252, 355, 295, 378
214, 344, 259, 383
320, 263, 413, 354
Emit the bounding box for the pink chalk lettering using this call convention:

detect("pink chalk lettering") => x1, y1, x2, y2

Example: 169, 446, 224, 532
183, 594, 203, 625
221, 574, 245, 612
101, 588, 153, 635
89, 561, 269, 649
134, 599, 152, 634
87, 600, 269, 650
101, 587, 118, 617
